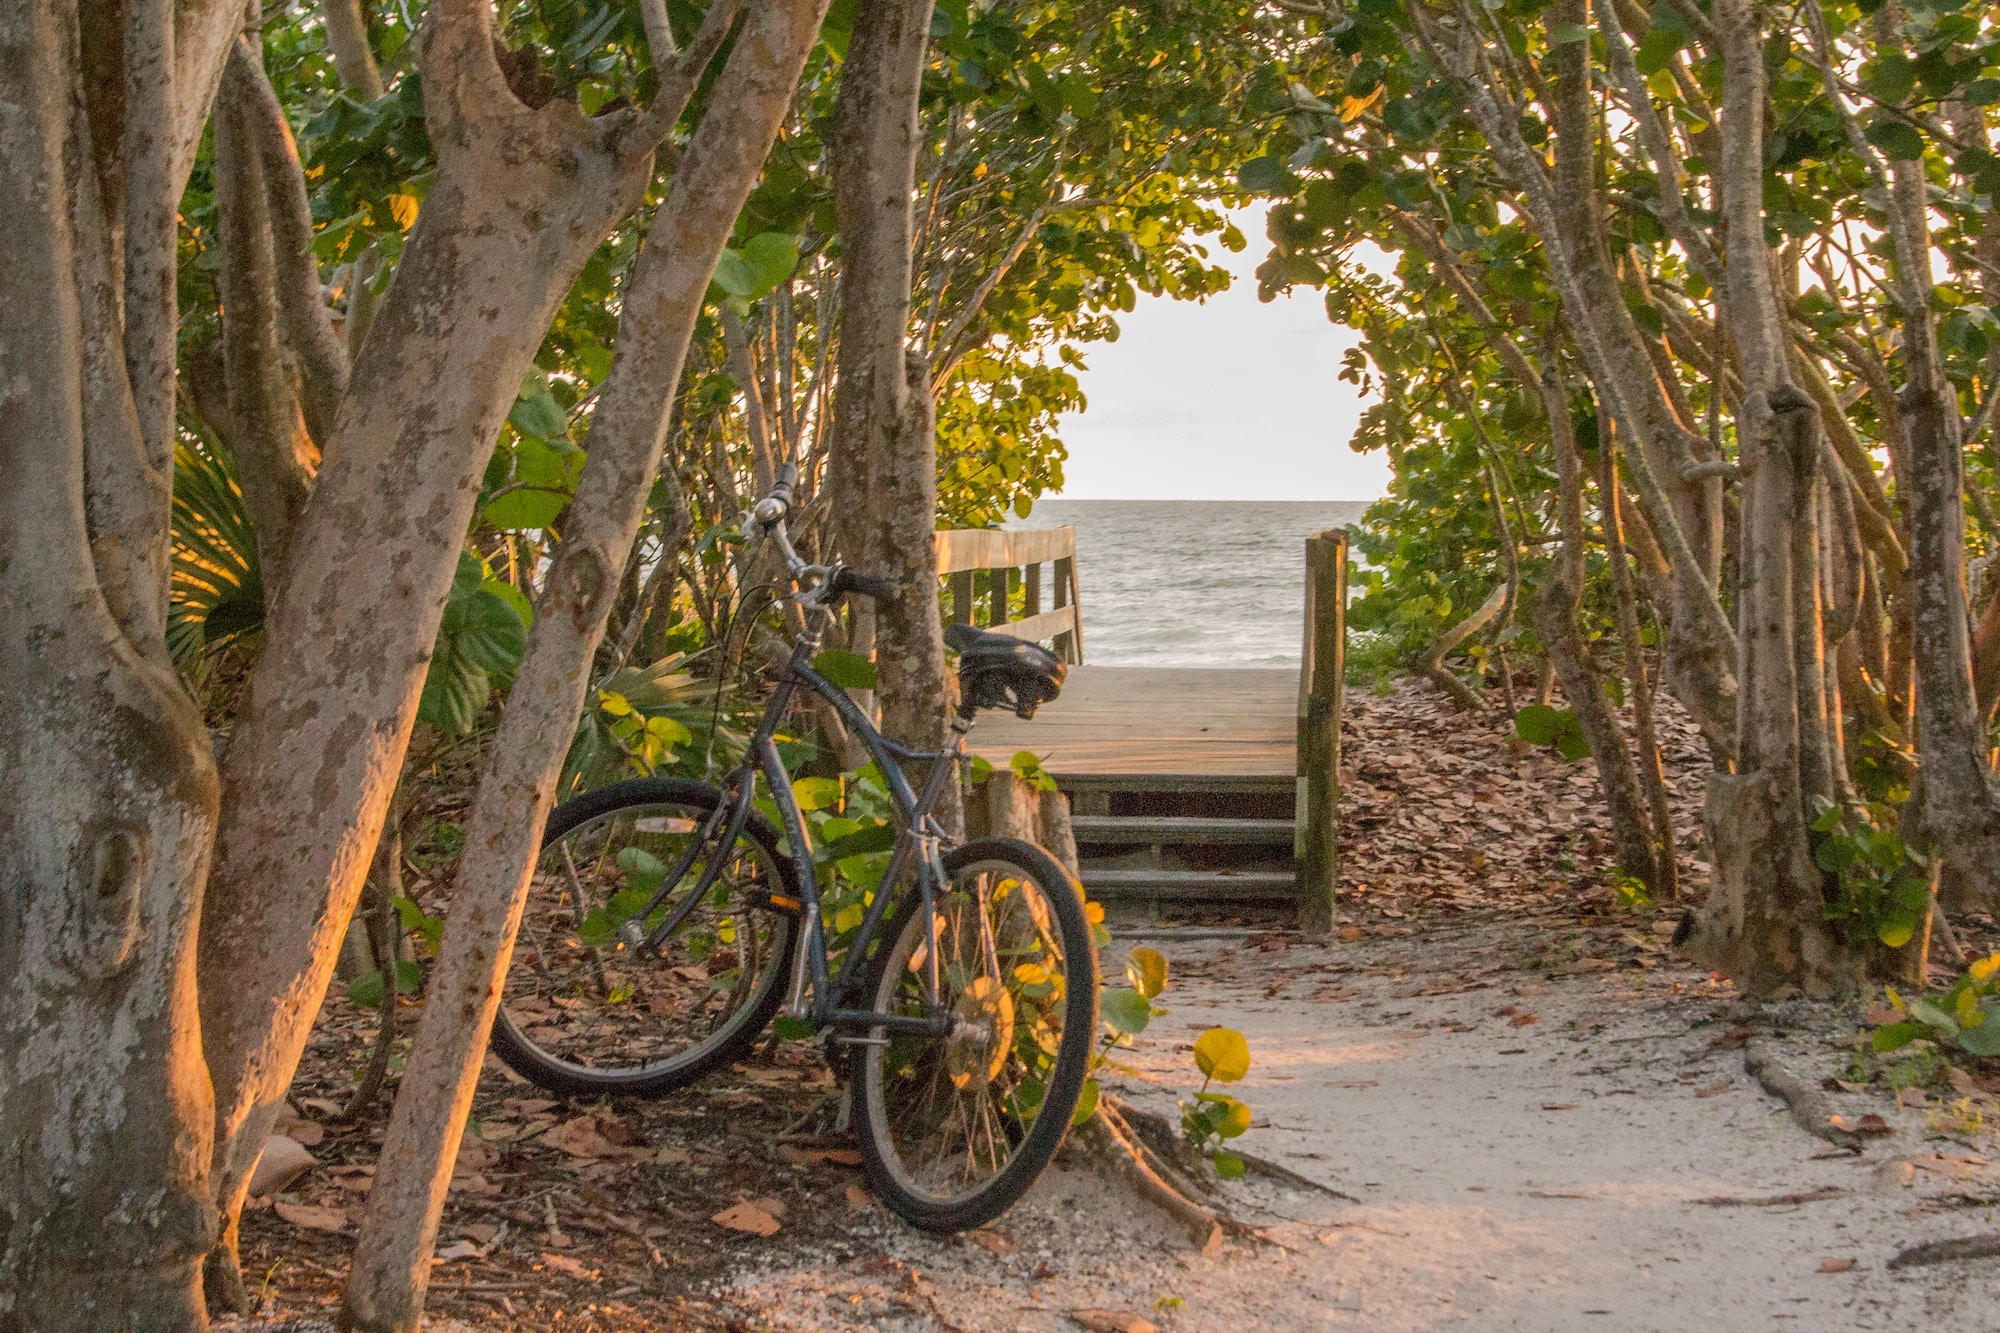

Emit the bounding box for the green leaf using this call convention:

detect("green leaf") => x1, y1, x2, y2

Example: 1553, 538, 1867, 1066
1512, 704, 1563, 745
1212, 1151, 1246, 1180
1101, 986, 1153, 1035
1194, 1027, 1251, 1082
1549, 22, 1589, 43
1238, 155, 1289, 193
1863, 52, 1917, 104
347, 969, 386, 1008
1127, 945, 1168, 1000
813, 649, 877, 690
508, 389, 568, 441
1877, 913, 1917, 949
711, 248, 756, 298
1865, 119, 1926, 162
1072, 1078, 1101, 1126
1909, 996, 1959, 1032
1872, 1020, 1928, 1052
818, 821, 898, 861
418, 554, 528, 734
1956, 1008, 2000, 1055
1555, 717, 1592, 762
772, 1015, 818, 1041
741, 232, 800, 296
792, 776, 844, 811
1197, 1091, 1253, 1137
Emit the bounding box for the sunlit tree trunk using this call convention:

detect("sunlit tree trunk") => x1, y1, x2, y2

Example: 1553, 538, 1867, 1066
195, 3, 665, 1302
828, 0, 951, 762
339, 4, 828, 1324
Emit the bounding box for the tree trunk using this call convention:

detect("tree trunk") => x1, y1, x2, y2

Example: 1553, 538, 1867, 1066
338, 4, 826, 1326
828, 0, 950, 776
1888, 155, 2000, 910
196, 6, 665, 1299
1601, 432, 1679, 899
1, 1, 220, 1324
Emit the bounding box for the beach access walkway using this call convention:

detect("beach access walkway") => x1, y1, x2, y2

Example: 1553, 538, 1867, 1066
940, 526, 1346, 919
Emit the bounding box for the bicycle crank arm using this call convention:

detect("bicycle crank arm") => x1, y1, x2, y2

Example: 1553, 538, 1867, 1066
825, 1009, 952, 1037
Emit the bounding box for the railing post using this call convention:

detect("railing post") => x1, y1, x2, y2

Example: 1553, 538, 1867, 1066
989, 566, 1009, 627
1296, 529, 1345, 937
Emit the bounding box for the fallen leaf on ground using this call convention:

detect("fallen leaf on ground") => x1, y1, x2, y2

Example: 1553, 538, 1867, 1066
1949, 1067, 1976, 1094
1337, 925, 1368, 942
968, 1229, 1018, 1254
1068, 1310, 1157, 1333
1542, 1103, 1578, 1111
712, 1201, 781, 1236
461, 1223, 500, 1245
844, 1184, 875, 1209
1510, 1013, 1540, 1027
542, 1116, 619, 1158
281, 1121, 326, 1148
433, 1241, 483, 1263
273, 1201, 347, 1234
1864, 1008, 1901, 1027
1708, 1027, 1754, 1050
295, 1097, 343, 1118
1816, 1258, 1856, 1274
780, 1145, 863, 1166
1695, 1081, 1730, 1098
1825, 1113, 1892, 1135
542, 1252, 596, 1280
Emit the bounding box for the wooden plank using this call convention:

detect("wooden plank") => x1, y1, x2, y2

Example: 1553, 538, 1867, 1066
935, 526, 1073, 574
1024, 562, 1042, 618
969, 666, 1296, 778
1080, 869, 1296, 902
949, 570, 974, 625
1296, 530, 1345, 937
1071, 816, 1295, 845
974, 606, 1075, 646
989, 566, 1009, 627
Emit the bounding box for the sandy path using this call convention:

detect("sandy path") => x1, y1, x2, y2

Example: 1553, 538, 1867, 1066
723, 915, 2000, 1332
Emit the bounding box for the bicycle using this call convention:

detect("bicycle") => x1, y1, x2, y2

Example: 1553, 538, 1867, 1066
489, 463, 1100, 1232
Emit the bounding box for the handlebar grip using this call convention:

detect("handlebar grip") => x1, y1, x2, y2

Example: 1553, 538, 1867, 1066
769, 461, 798, 512
827, 565, 896, 601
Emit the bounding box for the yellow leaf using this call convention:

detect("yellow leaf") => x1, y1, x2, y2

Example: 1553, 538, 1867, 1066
1193, 1027, 1251, 1083
387, 192, 420, 230
597, 690, 633, 717
1084, 900, 1104, 926
832, 903, 864, 934
1127, 945, 1168, 1000
1970, 952, 2000, 982
1014, 962, 1050, 985
1338, 85, 1384, 123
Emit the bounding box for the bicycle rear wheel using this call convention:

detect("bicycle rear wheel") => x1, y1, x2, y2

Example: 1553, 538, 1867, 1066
854, 837, 1098, 1232
489, 777, 798, 1098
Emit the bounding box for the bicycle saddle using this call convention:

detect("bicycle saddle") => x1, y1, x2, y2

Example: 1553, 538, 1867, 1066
946, 623, 1065, 720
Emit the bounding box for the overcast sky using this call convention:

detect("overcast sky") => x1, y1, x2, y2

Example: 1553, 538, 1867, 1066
1051, 208, 1393, 502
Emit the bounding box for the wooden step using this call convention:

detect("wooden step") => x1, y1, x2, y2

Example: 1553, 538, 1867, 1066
1080, 868, 1296, 902
1071, 815, 1295, 846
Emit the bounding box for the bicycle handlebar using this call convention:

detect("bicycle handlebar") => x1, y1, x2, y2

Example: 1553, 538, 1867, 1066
748, 468, 896, 605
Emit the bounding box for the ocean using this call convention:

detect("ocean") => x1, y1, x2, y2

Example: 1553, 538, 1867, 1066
1009, 499, 1374, 668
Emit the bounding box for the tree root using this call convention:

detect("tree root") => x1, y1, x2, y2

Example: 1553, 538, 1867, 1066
1074, 1107, 1226, 1253
1744, 1038, 1861, 1152
1887, 1232, 2000, 1269
1110, 1099, 1358, 1203
1930, 903, 1970, 971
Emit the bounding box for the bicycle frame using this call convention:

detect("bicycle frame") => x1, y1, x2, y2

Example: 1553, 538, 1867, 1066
620, 624, 967, 1041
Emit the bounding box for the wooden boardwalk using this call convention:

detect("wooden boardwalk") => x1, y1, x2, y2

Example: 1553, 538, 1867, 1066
939, 524, 1344, 921
968, 666, 1296, 788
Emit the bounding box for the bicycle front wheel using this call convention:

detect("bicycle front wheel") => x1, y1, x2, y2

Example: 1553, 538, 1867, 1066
489, 777, 799, 1098
854, 837, 1099, 1232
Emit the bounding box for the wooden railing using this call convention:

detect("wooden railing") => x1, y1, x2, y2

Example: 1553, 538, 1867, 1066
1295, 529, 1346, 936
935, 527, 1084, 664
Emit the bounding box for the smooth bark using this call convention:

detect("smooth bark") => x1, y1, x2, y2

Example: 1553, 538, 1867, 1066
197, 3, 666, 1300
339, 3, 824, 1325
0, 0, 220, 1324
828, 0, 949, 759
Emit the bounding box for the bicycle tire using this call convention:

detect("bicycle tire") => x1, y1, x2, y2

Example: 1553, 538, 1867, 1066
853, 836, 1099, 1232
489, 776, 800, 1098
